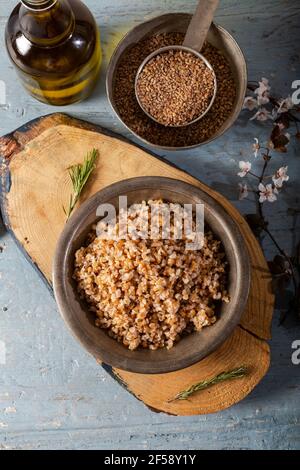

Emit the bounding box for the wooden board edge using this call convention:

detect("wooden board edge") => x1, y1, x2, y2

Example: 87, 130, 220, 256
0, 153, 53, 293
0, 112, 274, 338
100, 362, 176, 415
0, 112, 142, 161
111, 327, 271, 416
0, 113, 274, 415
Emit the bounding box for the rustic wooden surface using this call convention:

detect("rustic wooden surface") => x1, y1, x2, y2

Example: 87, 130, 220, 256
0, 0, 299, 449
0, 112, 273, 415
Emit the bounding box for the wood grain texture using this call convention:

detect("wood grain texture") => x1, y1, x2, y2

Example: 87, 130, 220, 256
0, 113, 273, 415
0, 113, 274, 340
115, 328, 270, 415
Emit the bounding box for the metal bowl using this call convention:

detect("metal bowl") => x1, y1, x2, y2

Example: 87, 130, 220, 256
106, 13, 247, 151
53, 177, 251, 374
135, 45, 218, 127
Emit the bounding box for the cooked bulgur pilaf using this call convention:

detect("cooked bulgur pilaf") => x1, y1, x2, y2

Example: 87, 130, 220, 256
73, 200, 229, 350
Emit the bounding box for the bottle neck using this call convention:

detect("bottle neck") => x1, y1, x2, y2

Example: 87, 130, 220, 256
19, 0, 75, 46
21, 0, 57, 9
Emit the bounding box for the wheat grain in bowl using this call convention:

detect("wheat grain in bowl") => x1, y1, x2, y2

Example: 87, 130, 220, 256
73, 199, 229, 351
136, 49, 216, 127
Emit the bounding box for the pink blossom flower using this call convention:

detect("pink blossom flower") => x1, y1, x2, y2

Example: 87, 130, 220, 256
258, 183, 278, 203
255, 78, 271, 105
277, 96, 294, 114
238, 161, 252, 177
257, 95, 270, 106
250, 107, 272, 121
238, 183, 248, 200
272, 166, 289, 188
256, 77, 270, 91
243, 96, 258, 111
252, 138, 260, 157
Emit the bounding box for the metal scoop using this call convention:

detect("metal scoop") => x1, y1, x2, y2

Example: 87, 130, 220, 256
135, 0, 219, 127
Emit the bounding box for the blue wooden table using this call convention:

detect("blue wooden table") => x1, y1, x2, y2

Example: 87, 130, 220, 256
0, 0, 299, 450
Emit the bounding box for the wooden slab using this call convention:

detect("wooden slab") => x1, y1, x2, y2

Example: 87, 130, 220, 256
0, 113, 274, 415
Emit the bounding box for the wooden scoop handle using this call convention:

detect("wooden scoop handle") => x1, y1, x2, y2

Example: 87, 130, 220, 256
183, 0, 219, 52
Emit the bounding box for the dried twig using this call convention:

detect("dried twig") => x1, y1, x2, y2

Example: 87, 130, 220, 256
168, 366, 247, 402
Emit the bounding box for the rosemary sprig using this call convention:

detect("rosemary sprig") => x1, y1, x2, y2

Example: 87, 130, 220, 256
168, 366, 248, 402
64, 148, 98, 219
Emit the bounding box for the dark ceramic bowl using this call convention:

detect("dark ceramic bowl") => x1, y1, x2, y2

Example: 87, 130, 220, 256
106, 13, 247, 151
53, 177, 250, 374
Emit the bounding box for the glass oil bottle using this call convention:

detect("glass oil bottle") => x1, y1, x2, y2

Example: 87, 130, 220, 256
5, 0, 102, 105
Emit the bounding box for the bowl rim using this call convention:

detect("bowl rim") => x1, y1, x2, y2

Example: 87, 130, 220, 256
134, 45, 218, 127
106, 14, 248, 151
53, 177, 251, 374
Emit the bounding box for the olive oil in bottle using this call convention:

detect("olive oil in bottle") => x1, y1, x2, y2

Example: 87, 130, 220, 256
5, 0, 102, 105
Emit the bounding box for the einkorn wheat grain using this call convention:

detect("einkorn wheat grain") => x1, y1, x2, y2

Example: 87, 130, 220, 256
113, 33, 236, 147
137, 50, 215, 127
73, 200, 229, 351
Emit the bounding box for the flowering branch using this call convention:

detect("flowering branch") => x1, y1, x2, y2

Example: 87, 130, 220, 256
239, 78, 300, 323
